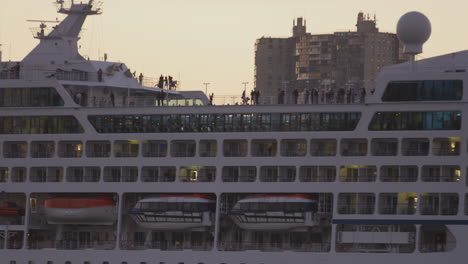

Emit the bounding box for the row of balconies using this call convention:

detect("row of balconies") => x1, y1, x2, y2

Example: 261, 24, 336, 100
0, 137, 461, 159
0, 165, 460, 184
337, 192, 460, 216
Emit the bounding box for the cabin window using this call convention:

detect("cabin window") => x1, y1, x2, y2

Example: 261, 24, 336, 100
3, 141, 28, 158
371, 138, 397, 156
422, 166, 460, 182
88, 112, 361, 133
251, 139, 277, 157
382, 80, 463, 101
86, 141, 111, 158
171, 140, 196, 157
199, 140, 217, 157
369, 111, 461, 131
114, 140, 139, 158
0, 168, 8, 182
280, 139, 307, 157
339, 166, 376, 182
0, 87, 64, 107
341, 139, 367, 156
432, 137, 460, 156
420, 193, 459, 215
380, 166, 418, 182
310, 139, 336, 156
0, 116, 83, 134
142, 140, 167, 157
58, 141, 83, 158
30, 141, 55, 158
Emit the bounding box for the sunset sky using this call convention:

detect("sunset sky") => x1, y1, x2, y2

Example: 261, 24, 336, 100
0, 0, 467, 95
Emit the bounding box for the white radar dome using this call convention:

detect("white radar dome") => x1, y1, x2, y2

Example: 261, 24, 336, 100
397, 11, 431, 55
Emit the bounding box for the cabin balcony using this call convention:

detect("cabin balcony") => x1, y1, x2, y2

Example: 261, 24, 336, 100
104, 167, 138, 182
86, 141, 111, 158
371, 138, 398, 156
339, 166, 376, 182
421, 166, 460, 182
10, 167, 27, 182
0, 168, 8, 183
30, 167, 63, 182
30, 141, 55, 158
170, 140, 196, 157
402, 138, 429, 156
420, 193, 458, 215
280, 139, 307, 157
199, 140, 217, 157
380, 166, 418, 182
341, 139, 367, 156
0, 231, 24, 249
3, 142, 27, 158
58, 141, 83, 158
251, 139, 277, 157
337, 193, 375, 215
260, 166, 296, 182
432, 137, 460, 156
142, 140, 167, 157
114, 140, 139, 158
179, 166, 216, 182
378, 193, 417, 215
310, 139, 336, 156
222, 166, 256, 182
223, 140, 248, 157
299, 166, 336, 182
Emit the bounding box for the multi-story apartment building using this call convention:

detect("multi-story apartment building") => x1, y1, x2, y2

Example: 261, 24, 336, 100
255, 13, 409, 104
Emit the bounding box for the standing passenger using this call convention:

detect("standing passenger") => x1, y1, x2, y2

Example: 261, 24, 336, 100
139, 73, 144, 85
97, 68, 103, 82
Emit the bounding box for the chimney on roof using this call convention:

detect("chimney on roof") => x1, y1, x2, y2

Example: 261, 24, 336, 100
293, 17, 307, 37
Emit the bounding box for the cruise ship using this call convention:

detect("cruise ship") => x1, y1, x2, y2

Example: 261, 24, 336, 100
1, 1, 467, 264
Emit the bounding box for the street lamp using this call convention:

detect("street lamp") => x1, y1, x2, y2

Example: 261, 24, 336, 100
203, 82, 210, 95
242, 82, 249, 94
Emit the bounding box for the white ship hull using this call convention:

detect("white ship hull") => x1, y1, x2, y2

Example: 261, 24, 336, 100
3, 225, 468, 264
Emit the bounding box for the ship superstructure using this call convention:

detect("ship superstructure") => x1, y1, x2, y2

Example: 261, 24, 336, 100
0, 2, 467, 264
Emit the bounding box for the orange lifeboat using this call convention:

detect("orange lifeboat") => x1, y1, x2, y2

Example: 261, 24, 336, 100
43, 196, 116, 225
0, 201, 25, 217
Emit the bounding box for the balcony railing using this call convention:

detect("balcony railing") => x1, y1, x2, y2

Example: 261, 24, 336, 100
3, 152, 27, 158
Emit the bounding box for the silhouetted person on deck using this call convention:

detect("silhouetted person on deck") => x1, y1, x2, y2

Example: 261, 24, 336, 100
360, 88, 366, 103
164, 76, 168, 88
255, 90, 260, 105
209, 93, 214, 105
97, 68, 103, 82
110, 93, 115, 107
139, 73, 144, 85
293, 89, 299, 104
158, 75, 164, 88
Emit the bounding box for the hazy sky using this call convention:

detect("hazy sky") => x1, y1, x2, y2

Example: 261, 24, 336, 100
1, 0, 467, 95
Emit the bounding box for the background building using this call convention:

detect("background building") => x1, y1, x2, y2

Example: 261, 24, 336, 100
254, 12, 409, 104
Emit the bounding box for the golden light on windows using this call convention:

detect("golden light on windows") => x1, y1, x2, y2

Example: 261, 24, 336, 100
455, 169, 461, 181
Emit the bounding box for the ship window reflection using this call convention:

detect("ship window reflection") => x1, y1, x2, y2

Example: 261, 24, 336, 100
382, 80, 463, 101
88, 112, 361, 134
369, 111, 461, 131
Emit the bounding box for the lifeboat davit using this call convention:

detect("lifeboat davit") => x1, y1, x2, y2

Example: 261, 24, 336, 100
43, 196, 117, 225
129, 194, 215, 230
0, 201, 25, 217
229, 194, 318, 230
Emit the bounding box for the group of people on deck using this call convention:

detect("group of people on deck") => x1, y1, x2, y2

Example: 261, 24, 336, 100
157, 75, 177, 90
241, 89, 261, 105
278, 87, 368, 104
